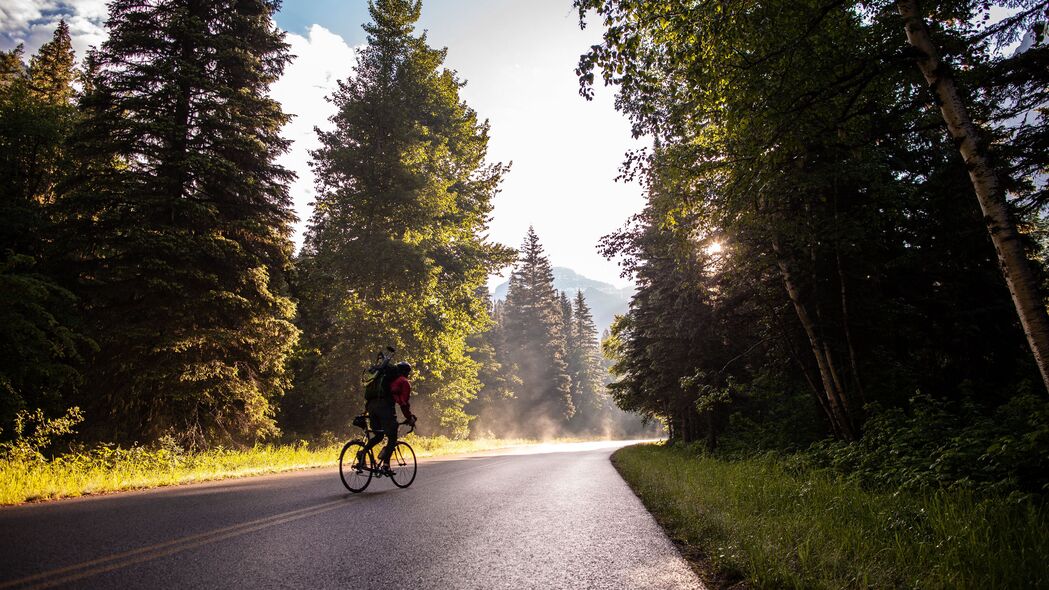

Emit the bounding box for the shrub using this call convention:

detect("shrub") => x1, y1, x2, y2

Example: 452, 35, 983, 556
0, 406, 83, 462
805, 392, 1049, 497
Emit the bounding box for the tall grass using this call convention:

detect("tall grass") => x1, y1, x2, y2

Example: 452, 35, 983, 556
0, 434, 538, 505
613, 444, 1049, 589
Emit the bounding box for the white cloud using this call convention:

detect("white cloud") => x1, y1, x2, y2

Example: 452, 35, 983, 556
270, 24, 359, 247
0, 0, 108, 57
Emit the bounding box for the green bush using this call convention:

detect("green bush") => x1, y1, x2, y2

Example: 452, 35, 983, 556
718, 373, 826, 453
805, 392, 1049, 497
0, 406, 83, 462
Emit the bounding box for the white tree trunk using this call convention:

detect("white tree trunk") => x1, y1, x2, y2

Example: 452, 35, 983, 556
898, 0, 1049, 393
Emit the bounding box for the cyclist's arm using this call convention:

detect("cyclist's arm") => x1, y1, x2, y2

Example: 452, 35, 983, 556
399, 402, 414, 423
393, 379, 415, 423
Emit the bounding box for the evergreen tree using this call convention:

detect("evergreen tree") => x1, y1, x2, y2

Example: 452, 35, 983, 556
62, 0, 299, 446
0, 45, 25, 86
502, 228, 573, 433
559, 290, 574, 382
27, 20, 75, 104
290, 0, 514, 437
0, 24, 86, 436
466, 295, 520, 434
566, 289, 604, 433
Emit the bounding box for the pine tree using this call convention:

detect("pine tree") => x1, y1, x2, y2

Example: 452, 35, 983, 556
502, 228, 573, 432
0, 24, 85, 436
28, 20, 75, 104
63, 0, 299, 446
0, 45, 25, 87
290, 0, 514, 437
466, 295, 520, 433
567, 289, 604, 433
559, 290, 574, 377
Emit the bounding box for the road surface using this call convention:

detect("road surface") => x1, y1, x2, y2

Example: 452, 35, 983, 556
0, 441, 704, 589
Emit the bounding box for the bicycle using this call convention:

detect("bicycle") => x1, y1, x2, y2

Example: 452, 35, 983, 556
339, 414, 417, 493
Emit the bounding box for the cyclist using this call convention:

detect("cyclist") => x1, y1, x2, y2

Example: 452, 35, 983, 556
361, 361, 416, 474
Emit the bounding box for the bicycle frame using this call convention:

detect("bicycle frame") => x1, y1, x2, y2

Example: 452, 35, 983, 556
339, 416, 417, 492
356, 422, 413, 464
354, 418, 415, 471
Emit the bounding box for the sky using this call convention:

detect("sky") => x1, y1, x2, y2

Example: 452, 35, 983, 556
0, 0, 646, 289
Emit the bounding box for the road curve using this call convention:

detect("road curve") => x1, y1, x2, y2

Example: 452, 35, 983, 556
0, 441, 704, 589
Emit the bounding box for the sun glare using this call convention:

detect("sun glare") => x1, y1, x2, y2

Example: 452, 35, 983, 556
705, 241, 723, 255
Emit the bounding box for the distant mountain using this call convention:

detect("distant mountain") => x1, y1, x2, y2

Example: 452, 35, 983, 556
493, 267, 634, 333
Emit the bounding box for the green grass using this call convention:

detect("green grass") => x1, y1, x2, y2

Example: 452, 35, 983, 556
613, 443, 1049, 589
0, 434, 542, 505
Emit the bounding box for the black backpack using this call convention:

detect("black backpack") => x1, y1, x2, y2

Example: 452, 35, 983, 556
363, 364, 395, 401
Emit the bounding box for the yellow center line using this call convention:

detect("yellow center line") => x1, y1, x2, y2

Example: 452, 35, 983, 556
1, 498, 350, 590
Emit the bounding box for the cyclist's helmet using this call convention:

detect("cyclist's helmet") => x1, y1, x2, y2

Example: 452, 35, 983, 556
396, 361, 412, 376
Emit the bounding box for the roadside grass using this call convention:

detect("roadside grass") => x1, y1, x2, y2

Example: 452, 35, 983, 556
613, 443, 1049, 589
0, 434, 543, 505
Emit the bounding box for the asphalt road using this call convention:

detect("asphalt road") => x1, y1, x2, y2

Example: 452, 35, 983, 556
0, 441, 704, 590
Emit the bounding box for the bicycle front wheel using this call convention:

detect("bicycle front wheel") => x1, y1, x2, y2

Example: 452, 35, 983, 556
388, 441, 417, 488
339, 440, 373, 493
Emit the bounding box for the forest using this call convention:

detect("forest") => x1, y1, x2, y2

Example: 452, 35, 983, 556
2, 0, 1048, 499
579, 0, 1049, 496
0, 0, 651, 458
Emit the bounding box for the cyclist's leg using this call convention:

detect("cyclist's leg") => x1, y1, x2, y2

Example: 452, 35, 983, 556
362, 430, 384, 454
377, 408, 398, 466
361, 404, 385, 458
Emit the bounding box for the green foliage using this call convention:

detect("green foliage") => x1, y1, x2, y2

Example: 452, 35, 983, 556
600, 191, 747, 448
63, 0, 300, 446
0, 406, 83, 463
27, 20, 75, 104
576, 0, 1049, 485
289, 0, 514, 438
0, 23, 87, 435
0, 252, 83, 433
465, 295, 521, 431
717, 374, 826, 454
615, 444, 1049, 589
0, 45, 26, 86
806, 392, 1049, 497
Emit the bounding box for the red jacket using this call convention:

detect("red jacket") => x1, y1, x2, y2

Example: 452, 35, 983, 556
388, 375, 411, 408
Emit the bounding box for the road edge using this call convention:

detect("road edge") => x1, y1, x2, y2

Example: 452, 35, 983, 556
610, 444, 750, 590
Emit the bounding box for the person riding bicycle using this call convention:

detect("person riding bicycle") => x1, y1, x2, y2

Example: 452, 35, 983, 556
361, 360, 416, 474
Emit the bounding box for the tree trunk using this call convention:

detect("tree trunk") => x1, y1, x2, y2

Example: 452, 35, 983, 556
774, 240, 857, 439
897, 0, 1049, 394
767, 298, 840, 435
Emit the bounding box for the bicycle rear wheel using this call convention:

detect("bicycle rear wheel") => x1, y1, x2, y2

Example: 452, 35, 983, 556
388, 441, 417, 488
339, 441, 373, 493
